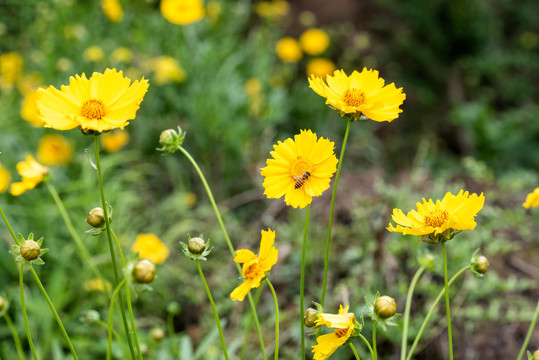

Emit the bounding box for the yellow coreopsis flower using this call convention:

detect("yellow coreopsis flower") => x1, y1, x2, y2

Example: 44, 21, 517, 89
309, 68, 405, 122
111, 47, 133, 63
102, 0, 123, 23
523, 187, 539, 209
132, 233, 170, 264
160, 0, 205, 25
275, 37, 302, 63
151, 56, 186, 85
306, 58, 336, 78
101, 129, 129, 152
37, 134, 73, 165
36, 68, 149, 133
83, 46, 105, 62
21, 89, 44, 127
230, 229, 278, 301
0, 52, 23, 90
0, 163, 10, 193
387, 190, 485, 243
312, 305, 357, 360
10, 156, 49, 196
261, 130, 338, 209
300, 28, 330, 55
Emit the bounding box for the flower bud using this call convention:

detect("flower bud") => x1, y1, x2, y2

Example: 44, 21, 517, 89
81, 310, 101, 324
0, 296, 5, 311
20, 240, 41, 260
151, 327, 165, 342
533, 350, 539, 360
159, 129, 177, 145
133, 259, 156, 283
375, 295, 397, 319
303, 308, 319, 328
188, 237, 206, 255
87, 207, 105, 228
167, 302, 181, 315
473, 255, 489, 274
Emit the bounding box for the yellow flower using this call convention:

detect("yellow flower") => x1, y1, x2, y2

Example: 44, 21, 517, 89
309, 68, 406, 122
255, 1, 290, 18
230, 229, 278, 301
132, 233, 170, 264
275, 37, 302, 63
111, 47, 133, 63
245, 78, 262, 97
101, 129, 129, 152
18, 72, 42, 95
151, 56, 186, 85
37, 134, 73, 165
0, 163, 10, 193
523, 187, 539, 209
261, 130, 338, 209
160, 0, 205, 25
312, 305, 356, 360
83, 278, 112, 292
0, 52, 24, 90
306, 58, 336, 79
206, 1, 221, 21
300, 28, 330, 55
102, 0, 123, 23
10, 156, 49, 196
83, 46, 105, 62
36, 68, 149, 133
387, 190, 485, 243
21, 89, 44, 127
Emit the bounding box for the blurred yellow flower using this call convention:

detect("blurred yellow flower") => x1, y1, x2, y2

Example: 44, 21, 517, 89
230, 229, 278, 301
101, 129, 129, 152
0, 163, 11, 193
111, 47, 133, 63
37, 68, 149, 133
306, 58, 335, 78
184, 192, 197, 207
10, 156, 49, 196
161, 0, 205, 25
206, 1, 221, 21
312, 305, 356, 360
37, 134, 73, 166
83, 278, 112, 292
63, 24, 87, 41
102, 0, 123, 23
255, 1, 290, 19
245, 78, 262, 97
132, 233, 170, 264
0, 52, 24, 90
83, 46, 105, 62
56, 58, 73, 72
300, 28, 330, 55
18, 72, 42, 95
261, 130, 338, 209
151, 56, 186, 85
21, 89, 44, 127
275, 37, 302, 63
523, 187, 539, 209
387, 190, 485, 243
309, 68, 406, 122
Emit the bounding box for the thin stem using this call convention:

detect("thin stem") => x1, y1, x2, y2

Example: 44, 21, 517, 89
107, 279, 127, 360
196, 260, 229, 360
372, 323, 378, 360
401, 265, 426, 360
0, 203, 18, 244
321, 119, 351, 307
265, 279, 280, 360
20, 265, 38, 360
349, 343, 360, 360
167, 313, 182, 360
516, 296, 539, 360
3, 312, 25, 360
406, 266, 470, 360
94, 135, 137, 360
442, 243, 453, 360
299, 204, 310, 360
240, 284, 264, 360
358, 333, 374, 359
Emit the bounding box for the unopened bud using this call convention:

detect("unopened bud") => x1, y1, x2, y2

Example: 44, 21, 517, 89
159, 129, 176, 144
303, 308, 319, 328
188, 237, 206, 255
87, 207, 105, 228
0, 296, 5, 311
473, 256, 489, 274
167, 302, 181, 315
81, 310, 100, 324
20, 240, 41, 260
375, 295, 397, 319
151, 328, 165, 342
133, 259, 156, 283
533, 350, 539, 360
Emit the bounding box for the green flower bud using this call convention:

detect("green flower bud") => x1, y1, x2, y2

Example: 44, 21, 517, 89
81, 310, 101, 324
188, 237, 206, 255
473, 255, 489, 274
151, 328, 165, 342
375, 295, 397, 319
159, 129, 177, 145
303, 308, 319, 328
20, 240, 41, 260
167, 302, 181, 315
87, 207, 105, 228
0, 296, 5, 311
133, 259, 156, 283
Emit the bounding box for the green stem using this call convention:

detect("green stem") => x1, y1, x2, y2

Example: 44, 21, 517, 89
265, 279, 280, 360
321, 119, 351, 307
0, 203, 18, 244
167, 312, 182, 360
178, 145, 267, 360
406, 265, 470, 360
195, 260, 229, 360
300, 204, 310, 360
19, 265, 38, 360
349, 343, 360, 360
442, 242, 453, 360
3, 312, 25, 360
358, 333, 374, 359
94, 135, 137, 360
30, 268, 78, 359
516, 296, 539, 360
401, 265, 426, 360
372, 323, 378, 360
240, 284, 264, 360
107, 279, 127, 360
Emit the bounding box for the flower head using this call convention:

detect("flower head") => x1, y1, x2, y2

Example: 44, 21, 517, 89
37, 134, 73, 165
21, 89, 44, 127
83, 46, 105, 62
0, 52, 23, 90
132, 233, 170, 264
102, 129, 129, 152
309, 68, 405, 122
102, 0, 123, 23
10, 156, 49, 196
523, 187, 539, 209
300, 28, 330, 55
230, 229, 278, 301
0, 163, 10, 193
306, 58, 336, 79
312, 305, 357, 360
150, 56, 186, 85
36, 68, 149, 133
387, 190, 485, 243
161, 0, 205, 25
261, 130, 338, 209
275, 37, 302, 63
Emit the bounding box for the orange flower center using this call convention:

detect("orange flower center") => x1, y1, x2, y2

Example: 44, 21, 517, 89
343, 88, 365, 107
243, 258, 263, 280
289, 156, 313, 177
81, 99, 106, 120
425, 209, 449, 228
334, 328, 348, 338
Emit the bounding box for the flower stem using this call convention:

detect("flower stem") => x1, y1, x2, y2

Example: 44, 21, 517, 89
401, 265, 426, 360
349, 343, 361, 360
167, 312, 182, 360
372, 323, 378, 360
30, 267, 78, 359
196, 259, 229, 360
4, 311, 25, 360
107, 279, 127, 360
321, 118, 351, 307
19, 265, 38, 360
177, 145, 267, 360
299, 204, 310, 360
0, 203, 18, 244
442, 242, 454, 360
358, 333, 374, 359
265, 278, 280, 360
94, 135, 138, 360
516, 296, 539, 360
406, 265, 470, 360
240, 284, 264, 360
